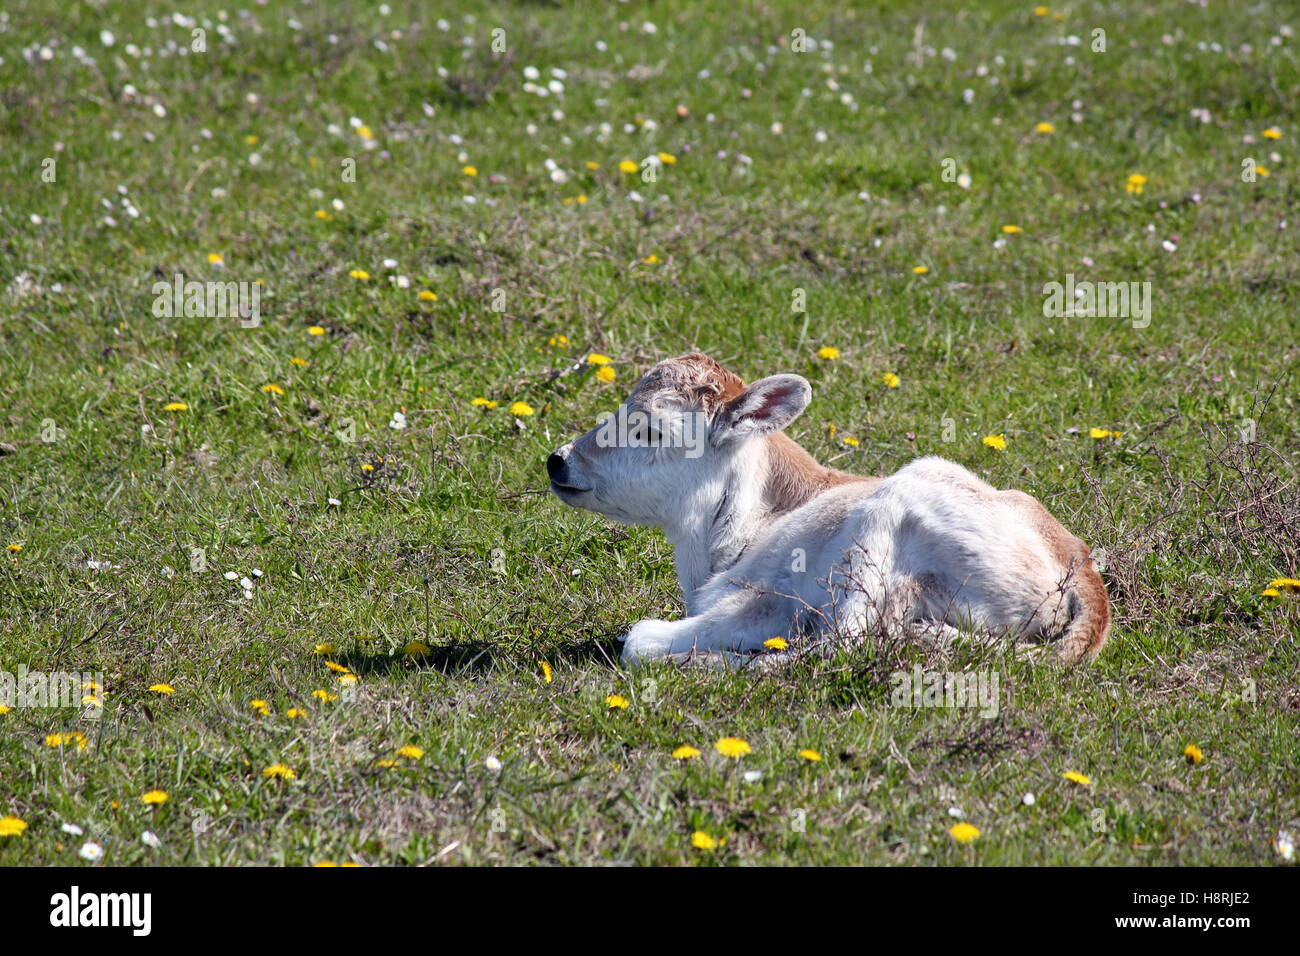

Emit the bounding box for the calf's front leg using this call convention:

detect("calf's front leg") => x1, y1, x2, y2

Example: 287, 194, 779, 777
620, 589, 797, 666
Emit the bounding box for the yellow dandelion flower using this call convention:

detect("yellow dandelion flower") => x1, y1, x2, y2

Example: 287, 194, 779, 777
462, 165, 478, 177
658, 152, 677, 165
715, 737, 752, 759
286, 708, 305, 719
798, 749, 822, 762
576, 194, 588, 204
596, 366, 617, 383
882, 373, 900, 388
618, 160, 638, 174
982, 433, 1007, 451
290, 357, 310, 367
605, 694, 630, 710
374, 758, 398, 769
1262, 127, 1282, 139
361, 463, 374, 473
7, 544, 23, 553
1263, 587, 1281, 597
763, 637, 788, 650
1255, 165, 1270, 177
141, 790, 169, 805
396, 745, 425, 760
348, 269, 370, 280
250, 699, 270, 716
1001, 224, 1022, 234
1184, 744, 1204, 764
311, 689, 338, 702
508, 401, 535, 417
263, 763, 296, 780
1035, 121, 1055, 134
0, 816, 28, 837
949, 822, 980, 843
403, 641, 430, 658
1125, 173, 1148, 195
817, 346, 841, 360
307, 325, 326, 336
0, 705, 10, 714
691, 831, 719, 850
314, 209, 330, 220
261, 383, 285, 395
148, 683, 174, 695
540, 661, 553, 683
207, 253, 224, 265
586, 352, 612, 366
45, 732, 88, 751
1062, 770, 1091, 786
842, 436, 860, 447
1089, 427, 1113, 439
641, 254, 660, 264
1033, 6, 1049, 16
163, 401, 188, 412
418, 290, 437, 301
337, 673, 358, 686
672, 745, 701, 760
912, 265, 930, 274
1269, 577, 1300, 592
586, 161, 600, 170
357, 125, 374, 141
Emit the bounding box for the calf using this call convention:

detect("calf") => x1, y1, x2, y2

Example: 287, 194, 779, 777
548, 353, 1110, 667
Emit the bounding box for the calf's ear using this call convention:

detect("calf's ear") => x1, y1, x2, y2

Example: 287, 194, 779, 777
712, 374, 812, 445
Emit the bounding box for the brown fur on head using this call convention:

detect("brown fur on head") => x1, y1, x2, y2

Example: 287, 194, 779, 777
629, 353, 748, 417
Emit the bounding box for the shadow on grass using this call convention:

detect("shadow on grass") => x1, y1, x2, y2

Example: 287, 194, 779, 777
330, 634, 624, 680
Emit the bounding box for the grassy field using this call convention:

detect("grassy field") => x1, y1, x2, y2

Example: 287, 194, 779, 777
1, 0, 1297, 866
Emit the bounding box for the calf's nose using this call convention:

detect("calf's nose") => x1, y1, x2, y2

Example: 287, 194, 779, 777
546, 452, 566, 482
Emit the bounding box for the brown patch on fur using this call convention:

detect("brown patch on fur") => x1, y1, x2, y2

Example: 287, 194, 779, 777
633, 353, 747, 415
763, 432, 882, 515
1000, 489, 1110, 663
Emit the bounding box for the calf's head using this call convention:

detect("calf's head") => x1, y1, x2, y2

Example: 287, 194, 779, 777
548, 353, 811, 527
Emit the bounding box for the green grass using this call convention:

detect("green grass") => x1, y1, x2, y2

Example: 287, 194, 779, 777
1, 0, 1298, 865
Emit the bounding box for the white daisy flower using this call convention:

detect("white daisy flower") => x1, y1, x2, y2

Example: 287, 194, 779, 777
1274, 829, 1295, 862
